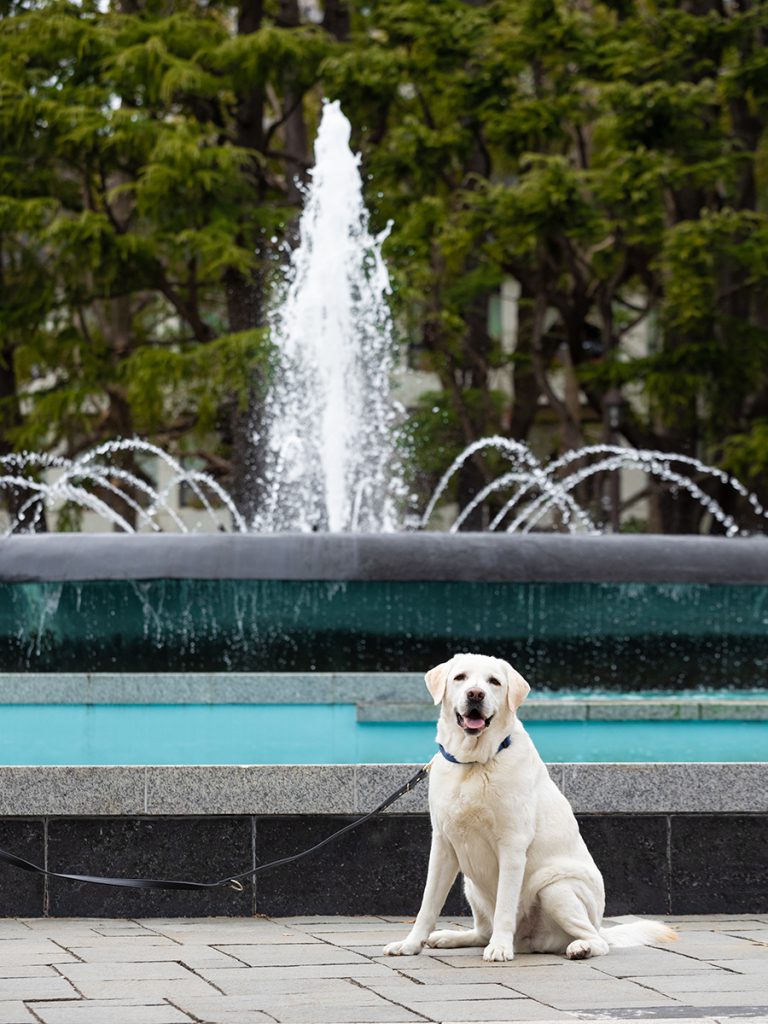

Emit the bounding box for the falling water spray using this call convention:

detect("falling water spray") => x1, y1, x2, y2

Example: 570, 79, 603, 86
252, 100, 405, 532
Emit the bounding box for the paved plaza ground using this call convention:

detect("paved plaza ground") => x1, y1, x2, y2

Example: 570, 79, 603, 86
0, 914, 765, 1024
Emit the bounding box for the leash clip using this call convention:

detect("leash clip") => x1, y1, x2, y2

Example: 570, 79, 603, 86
229, 879, 245, 892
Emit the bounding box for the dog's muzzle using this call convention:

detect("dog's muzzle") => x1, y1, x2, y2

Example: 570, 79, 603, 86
456, 702, 493, 734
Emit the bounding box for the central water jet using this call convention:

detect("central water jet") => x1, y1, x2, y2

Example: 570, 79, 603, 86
253, 100, 404, 533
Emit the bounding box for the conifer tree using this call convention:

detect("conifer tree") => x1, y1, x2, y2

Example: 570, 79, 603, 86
0, 0, 329, 526
328, 0, 768, 531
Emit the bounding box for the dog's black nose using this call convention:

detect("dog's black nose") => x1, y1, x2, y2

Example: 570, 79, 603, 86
466, 689, 485, 704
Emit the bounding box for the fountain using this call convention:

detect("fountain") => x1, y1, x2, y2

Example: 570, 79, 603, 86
253, 100, 404, 533
424, 437, 768, 537
0, 440, 246, 535
0, 101, 405, 537
0, 100, 764, 538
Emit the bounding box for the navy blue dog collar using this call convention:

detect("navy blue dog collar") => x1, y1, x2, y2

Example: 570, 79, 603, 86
438, 734, 512, 765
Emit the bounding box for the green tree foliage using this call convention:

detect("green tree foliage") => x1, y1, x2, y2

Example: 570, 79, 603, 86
326, 0, 768, 531
0, 0, 330, 526
2, 0, 768, 532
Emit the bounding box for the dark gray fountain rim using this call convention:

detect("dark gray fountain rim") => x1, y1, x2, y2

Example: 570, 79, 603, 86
0, 532, 766, 583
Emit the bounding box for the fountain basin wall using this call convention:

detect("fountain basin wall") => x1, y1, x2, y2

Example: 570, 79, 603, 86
1, 532, 768, 688
0, 762, 765, 918
0, 533, 765, 917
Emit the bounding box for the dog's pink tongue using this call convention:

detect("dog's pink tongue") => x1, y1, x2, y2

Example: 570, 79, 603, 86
463, 715, 486, 731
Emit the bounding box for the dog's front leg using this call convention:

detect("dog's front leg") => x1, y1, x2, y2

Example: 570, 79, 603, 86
483, 841, 527, 962
383, 832, 458, 956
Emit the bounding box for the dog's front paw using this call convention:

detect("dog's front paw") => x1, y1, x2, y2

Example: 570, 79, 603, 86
483, 941, 515, 962
383, 938, 424, 957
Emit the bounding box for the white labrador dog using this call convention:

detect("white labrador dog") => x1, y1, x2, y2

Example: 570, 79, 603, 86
384, 652, 676, 962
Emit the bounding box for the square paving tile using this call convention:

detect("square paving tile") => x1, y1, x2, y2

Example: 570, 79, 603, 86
203, 942, 371, 967
0, 976, 79, 1001
395, 1000, 572, 1021
0, 1003, 37, 1024
28, 1002, 192, 1024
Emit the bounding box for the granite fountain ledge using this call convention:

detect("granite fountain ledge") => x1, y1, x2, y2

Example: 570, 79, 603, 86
2, 673, 766, 720
1, 762, 766, 816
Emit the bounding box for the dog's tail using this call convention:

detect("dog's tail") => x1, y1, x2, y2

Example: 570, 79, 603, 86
599, 917, 677, 949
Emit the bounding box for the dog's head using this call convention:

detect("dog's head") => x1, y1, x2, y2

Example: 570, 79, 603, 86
426, 652, 530, 742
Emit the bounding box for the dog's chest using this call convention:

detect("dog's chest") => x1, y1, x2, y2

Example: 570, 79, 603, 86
431, 768, 505, 840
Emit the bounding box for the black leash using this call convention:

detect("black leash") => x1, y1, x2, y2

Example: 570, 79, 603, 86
0, 763, 431, 893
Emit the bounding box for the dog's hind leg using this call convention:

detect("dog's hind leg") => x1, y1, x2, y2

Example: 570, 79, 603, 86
426, 878, 492, 949
537, 881, 609, 959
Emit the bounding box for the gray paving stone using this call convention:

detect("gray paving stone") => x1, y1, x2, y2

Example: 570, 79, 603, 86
393, 1000, 572, 1021
504, 975, 683, 1010
0, 976, 78, 1001
198, 962, 381, 993
201, 943, 371, 968
318, 931, 422, 947
62, 977, 219, 1000
657, 918, 766, 931
711, 959, 768, 974
360, 981, 525, 1002
297, 922, 410, 935
28, 1001, 192, 1024
430, 963, 602, 984
723, 928, 768, 943
279, 916, 388, 926
392, 965, 566, 984
155, 925, 320, 945
0, 967, 59, 980
671, 934, 766, 959
247, 1006, 424, 1023
164, 996, 280, 1024
0, 1003, 37, 1023
419, 952, 570, 969
61, 934, 177, 948
0, 925, 36, 940
669, 992, 768, 1008
0, 945, 77, 966
638, 973, 768, 994
194, 962, 393, 981
66, 944, 236, 965
570, 1019, 720, 1024
589, 949, 721, 977
660, 915, 766, 923
56, 962, 204, 982
88, 922, 156, 935
218, 985, 386, 1009
184, 977, 378, 1000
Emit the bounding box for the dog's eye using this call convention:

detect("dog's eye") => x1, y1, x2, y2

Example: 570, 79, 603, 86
488, 676, 501, 687
454, 672, 466, 682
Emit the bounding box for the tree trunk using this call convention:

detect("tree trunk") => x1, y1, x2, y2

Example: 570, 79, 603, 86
221, 0, 269, 527
0, 341, 47, 532
223, 264, 267, 528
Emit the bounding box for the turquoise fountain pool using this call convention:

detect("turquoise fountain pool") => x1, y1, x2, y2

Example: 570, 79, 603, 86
7, 702, 766, 765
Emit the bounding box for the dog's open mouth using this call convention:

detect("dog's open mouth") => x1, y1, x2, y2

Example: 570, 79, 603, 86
456, 709, 493, 734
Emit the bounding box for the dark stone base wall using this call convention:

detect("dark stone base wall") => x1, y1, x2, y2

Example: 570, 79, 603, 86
0, 814, 766, 918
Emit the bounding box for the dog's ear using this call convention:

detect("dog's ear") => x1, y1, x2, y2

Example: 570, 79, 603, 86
425, 661, 451, 705
503, 661, 530, 711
